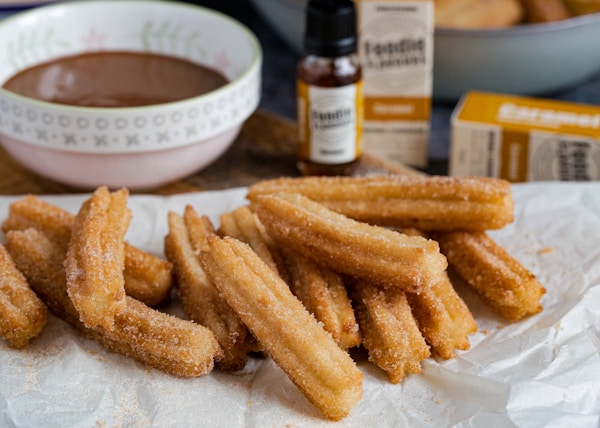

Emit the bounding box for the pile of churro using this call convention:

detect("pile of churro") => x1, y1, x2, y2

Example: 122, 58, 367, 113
435, 0, 600, 29
0, 174, 546, 420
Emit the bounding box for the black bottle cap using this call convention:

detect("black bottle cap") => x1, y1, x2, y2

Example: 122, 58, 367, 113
303, 0, 358, 57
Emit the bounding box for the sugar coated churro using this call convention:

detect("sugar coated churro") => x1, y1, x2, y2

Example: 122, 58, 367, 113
406, 272, 477, 359
65, 186, 131, 330
218, 206, 284, 278
219, 206, 360, 349
1, 195, 173, 306
5, 228, 221, 377
400, 228, 477, 359
122, 245, 173, 307
0, 244, 47, 349
279, 248, 361, 350
199, 235, 363, 421
433, 231, 546, 321
247, 175, 514, 231
165, 206, 253, 371
350, 281, 431, 383
251, 192, 447, 291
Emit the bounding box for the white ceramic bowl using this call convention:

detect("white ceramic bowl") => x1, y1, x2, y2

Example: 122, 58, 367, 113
250, 0, 600, 101
434, 13, 600, 101
0, 0, 262, 190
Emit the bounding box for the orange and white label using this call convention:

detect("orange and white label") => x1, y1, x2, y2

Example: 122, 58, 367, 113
450, 92, 600, 182
357, 0, 433, 167
297, 80, 363, 165
456, 91, 600, 138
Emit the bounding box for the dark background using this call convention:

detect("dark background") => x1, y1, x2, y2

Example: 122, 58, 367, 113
185, 0, 600, 174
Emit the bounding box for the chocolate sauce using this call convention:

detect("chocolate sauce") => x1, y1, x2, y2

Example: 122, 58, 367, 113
2, 51, 228, 107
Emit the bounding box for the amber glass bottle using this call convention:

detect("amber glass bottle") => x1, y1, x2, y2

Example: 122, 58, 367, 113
296, 0, 363, 176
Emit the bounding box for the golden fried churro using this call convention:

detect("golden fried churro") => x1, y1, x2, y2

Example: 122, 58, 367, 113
400, 228, 476, 359
519, 0, 571, 22
433, 231, 546, 322
122, 245, 173, 307
5, 228, 221, 377
435, 0, 524, 28
251, 192, 447, 291
218, 206, 284, 278
0, 244, 47, 349
1, 195, 173, 306
164, 206, 252, 371
65, 186, 131, 330
406, 273, 477, 359
218, 206, 360, 349
350, 281, 430, 383
199, 236, 363, 421
279, 248, 361, 350
247, 175, 514, 231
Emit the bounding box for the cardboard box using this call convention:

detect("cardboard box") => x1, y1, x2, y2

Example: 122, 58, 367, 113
357, 0, 434, 168
450, 91, 600, 181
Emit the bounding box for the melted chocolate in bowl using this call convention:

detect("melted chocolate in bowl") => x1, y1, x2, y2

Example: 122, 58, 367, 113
2, 51, 229, 107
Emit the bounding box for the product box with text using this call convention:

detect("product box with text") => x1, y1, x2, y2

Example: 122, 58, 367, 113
450, 91, 600, 181
357, 0, 434, 168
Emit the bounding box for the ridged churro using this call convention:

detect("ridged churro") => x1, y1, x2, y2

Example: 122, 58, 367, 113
122, 245, 173, 307
433, 231, 546, 321
407, 273, 477, 359
218, 206, 284, 278
251, 192, 447, 291
5, 228, 221, 377
279, 248, 361, 350
247, 175, 514, 231
199, 235, 363, 421
350, 281, 430, 383
164, 206, 253, 371
1, 195, 173, 306
64, 187, 131, 330
0, 244, 47, 349
401, 228, 477, 359
218, 206, 360, 349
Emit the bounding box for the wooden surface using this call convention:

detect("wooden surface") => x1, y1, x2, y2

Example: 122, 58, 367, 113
0, 109, 419, 196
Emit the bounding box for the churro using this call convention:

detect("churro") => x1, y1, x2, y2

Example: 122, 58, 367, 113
406, 273, 477, 359
251, 192, 447, 291
350, 281, 430, 383
247, 175, 514, 231
401, 228, 477, 359
279, 248, 361, 350
5, 228, 221, 377
64, 187, 130, 330
164, 206, 252, 371
433, 231, 546, 321
0, 244, 47, 349
199, 235, 363, 421
218, 206, 360, 349
1, 195, 173, 306
218, 206, 284, 278
122, 245, 173, 307
435, 0, 524, 28
519, 0, 571, 22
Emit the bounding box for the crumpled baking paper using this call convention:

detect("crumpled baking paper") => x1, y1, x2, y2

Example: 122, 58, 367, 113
0, 182, 599, 428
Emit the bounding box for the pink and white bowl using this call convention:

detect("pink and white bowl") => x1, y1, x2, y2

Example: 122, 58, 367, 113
0, 0, 262, 190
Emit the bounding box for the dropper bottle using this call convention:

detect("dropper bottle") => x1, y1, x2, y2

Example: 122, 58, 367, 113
296, 0, 363, 176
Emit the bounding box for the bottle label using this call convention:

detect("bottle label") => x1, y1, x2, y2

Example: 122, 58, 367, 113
297, 80, 362, 165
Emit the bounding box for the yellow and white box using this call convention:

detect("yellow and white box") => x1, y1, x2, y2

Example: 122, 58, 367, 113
357, 0, 434, 168
450, 91, 600, 182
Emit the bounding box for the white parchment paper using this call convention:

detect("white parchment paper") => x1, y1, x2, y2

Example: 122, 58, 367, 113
1, 182, 599, 428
